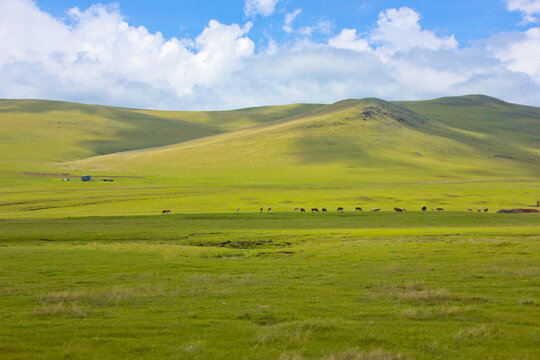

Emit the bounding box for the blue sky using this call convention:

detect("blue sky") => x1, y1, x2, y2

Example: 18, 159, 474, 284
1, 0, 540, 109
37, 0, 525, 44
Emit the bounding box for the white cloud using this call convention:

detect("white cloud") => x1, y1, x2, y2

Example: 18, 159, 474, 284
370, 7, 457, 56
314, 20, 333, 35
287, 19, 333, 37
244, 0, 279, 17
0, 0, 254, 109
507, 0, 540, 23
283, 9, 301, 33
329, 29, 371, 52
488, 27, 540, 81
1, 1, 540, 109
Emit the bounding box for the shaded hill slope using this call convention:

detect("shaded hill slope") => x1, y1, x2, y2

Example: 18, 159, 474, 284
0, 99, 322, 173
398, 95, 540, 159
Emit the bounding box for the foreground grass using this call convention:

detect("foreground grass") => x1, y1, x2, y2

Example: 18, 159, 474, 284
0, 213, 538, 359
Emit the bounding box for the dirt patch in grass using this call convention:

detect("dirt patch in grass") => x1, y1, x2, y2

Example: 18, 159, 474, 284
278, 348, 406, 360
190, 238, 293, 249
256, 250, 295, 257
398, 305, 474, 320
370, 284, 462, 304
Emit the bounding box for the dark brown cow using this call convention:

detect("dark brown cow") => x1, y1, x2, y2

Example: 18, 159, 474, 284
161, 209, 171, 214
436, 208, 444, 211
422, 206, 427, 211
311, 208, 319, 212
322, 208, 327, 212
300, 208, 306, 212
267, 207, 272, 212
394, 207, 404, 212
355, 207, 363, 212
260, 207, 264, 213
337, 207, 344, 212
484, 208, 488, 213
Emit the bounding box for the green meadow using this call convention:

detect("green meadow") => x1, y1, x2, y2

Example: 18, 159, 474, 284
0, 95, 539, 359
0, 213, 539, 359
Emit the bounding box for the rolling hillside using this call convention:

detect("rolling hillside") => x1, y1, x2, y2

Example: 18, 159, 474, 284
1, 95, 539, 216
0, 99, 322, 174
65, 96, 540, 183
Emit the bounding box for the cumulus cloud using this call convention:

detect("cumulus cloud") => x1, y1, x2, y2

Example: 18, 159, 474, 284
507, 0, 540, 23
488, 27, 540, 82
329, 29, 371, 52
370, 7, 457, 56
0, 0, 254, 109
244, 0, 279, 17
0, 1, 539, 109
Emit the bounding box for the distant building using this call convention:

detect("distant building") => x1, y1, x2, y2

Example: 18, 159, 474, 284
81, 175, 91, 182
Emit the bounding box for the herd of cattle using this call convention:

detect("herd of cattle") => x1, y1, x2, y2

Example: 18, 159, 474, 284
254, 206, 488, 213
161, 207, 491, 214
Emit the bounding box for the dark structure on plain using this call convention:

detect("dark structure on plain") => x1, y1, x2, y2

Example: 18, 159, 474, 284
81, 175, 91, 182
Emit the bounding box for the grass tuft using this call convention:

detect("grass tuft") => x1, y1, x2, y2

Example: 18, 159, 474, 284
326, 348, 406, 360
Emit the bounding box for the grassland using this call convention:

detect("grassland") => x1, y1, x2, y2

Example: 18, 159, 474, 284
0, 212, 539, 359
0, 95, 539, 359
1, 95, 539, 218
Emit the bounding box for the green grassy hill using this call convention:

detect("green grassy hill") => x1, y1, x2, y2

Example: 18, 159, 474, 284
398, 95, 540, 165
1, 95, 539, 217
66, 96, 540, 183
0, 99, 322, 174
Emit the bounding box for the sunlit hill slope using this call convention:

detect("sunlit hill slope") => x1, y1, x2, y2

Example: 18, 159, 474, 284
61, 95, 540, 184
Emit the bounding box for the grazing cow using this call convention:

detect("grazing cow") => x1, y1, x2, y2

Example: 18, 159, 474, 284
337, 207, 344, 212
355, 207, 363, 212
311, 208, 319, 212
422, 206, 427, 211
436, 208, 444, 211
477, 208, 482, 212
294, 207, 300, 211
300, 208, 306, 212
394, 207, 404, 212
484, 208, 488, 213
260, 207, 264, 213
267, 207, 272, 212
468, 208, 472, 212
322, 208, 327, 212
236, 208, 240, 212
161, 209, 171, 214
371, 208, 381, 212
